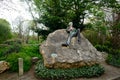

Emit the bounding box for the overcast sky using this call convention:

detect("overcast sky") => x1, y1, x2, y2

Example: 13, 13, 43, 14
0, 0, 32, 28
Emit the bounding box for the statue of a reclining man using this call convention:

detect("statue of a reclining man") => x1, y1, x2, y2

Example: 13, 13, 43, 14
62, 22, 81, 47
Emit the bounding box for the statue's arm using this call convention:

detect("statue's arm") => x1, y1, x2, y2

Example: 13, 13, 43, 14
66, 27, 70, 33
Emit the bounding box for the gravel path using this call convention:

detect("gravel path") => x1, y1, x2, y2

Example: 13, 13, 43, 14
0, 66, 37, 80
0, 62, 120, 80
74, 62, 120, 80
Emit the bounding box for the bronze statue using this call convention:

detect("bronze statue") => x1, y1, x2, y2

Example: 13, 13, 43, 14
62, 22, 81, 47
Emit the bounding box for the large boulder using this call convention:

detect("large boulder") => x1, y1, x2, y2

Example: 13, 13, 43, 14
0, 61, 9, 73
40, 29, 106, 68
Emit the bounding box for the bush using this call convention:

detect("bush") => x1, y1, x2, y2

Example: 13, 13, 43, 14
0, 39, 22, 57
6, 52, 32, 72
28, 36, 45, 44
0, 43, 42, 72
95, 44, 109, 52
35, 61, 105, 80
104, 41, 112, 47
0, 44, 22, 61
82, 30, 99, 45
0, 44, 11, 58
3, 38, 22, 45
20, 44, 42, 59
106, 54, 120, 67
0, 18, 12, 43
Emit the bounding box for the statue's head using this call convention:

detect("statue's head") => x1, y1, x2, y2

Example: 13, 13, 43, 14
68, 22, 73, 27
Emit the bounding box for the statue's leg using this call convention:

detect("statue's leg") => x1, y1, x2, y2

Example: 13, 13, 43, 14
66, 31, 77, 46
77, 29, 81, 43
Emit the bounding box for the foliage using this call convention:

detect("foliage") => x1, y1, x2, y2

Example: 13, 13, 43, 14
20, 44, 42, 59
88, 4, 112, 45
0, 44, 42, 72
95, 43, 120, 67
83, 27, 120, 68
94, 43, 120, 67
4, 39, 22, 53
0, 18, 12, 43
33, 0, 98, 33
111, 22, 120, 49
3, 38, 22, 45
81, 0, 120, 49
35, 61, 104, 80
99, 0, 119, 9
28, 40, 39, 44
0, 44, 11, 58
95, 44, 110, 52
82, 30, 99, 45
99, 0, 120, 49
33, 0, 67, 35
0, 40, 42, 72
37, 0, 67, 22
34, 29, 50, 38
106, 54, 120, 67
5, 45, 42, 72
0, 39, 22, 57
5, 52, 32, 72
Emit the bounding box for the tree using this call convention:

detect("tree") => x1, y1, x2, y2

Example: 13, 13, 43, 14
111, 5, 120, 49
20, 0, 42, 41
13, 16, 33, 43
88, 8, 107, 44
33, 0, 120, 47
33, 0, 104, 32
0, 18, 12, 43
34, 0, 68, 32
14, 16, 24, 39
99, 0, 120, 48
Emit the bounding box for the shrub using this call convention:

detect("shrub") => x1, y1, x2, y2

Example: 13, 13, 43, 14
0, 18, 12, 43
0, 39, 22, 57
0, 44, 11, 57
95, 44, 109, 52
3, 38, 22, 45
28, 40, 39, 44
0, 44, 42, 72
82, 30, 99, 45
106, 54, 120, 67
6, 52, 32, 72
0, 44, 22, 61
104, 41, 112, 47
35, 61, 105, 80
95, 45, 103, 52
20, 44, 42, 59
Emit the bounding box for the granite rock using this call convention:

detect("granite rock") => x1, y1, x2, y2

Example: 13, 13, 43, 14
0, 61, 9, 73
40, 29, 106, 68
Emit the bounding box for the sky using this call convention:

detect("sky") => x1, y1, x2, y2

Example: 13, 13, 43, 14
0, 0, 33, 28
0, 0, 47, 34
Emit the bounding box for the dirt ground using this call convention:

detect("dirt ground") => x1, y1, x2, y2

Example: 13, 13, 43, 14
0, 62, 120, 80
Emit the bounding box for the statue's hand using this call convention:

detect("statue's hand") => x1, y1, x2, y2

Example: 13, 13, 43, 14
66, 29, 70, 33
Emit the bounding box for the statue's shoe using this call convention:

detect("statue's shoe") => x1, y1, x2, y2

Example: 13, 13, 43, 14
61, 44, 69, 47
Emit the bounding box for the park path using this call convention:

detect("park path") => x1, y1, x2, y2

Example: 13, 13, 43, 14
0, 62, 120, 80
0, 65, 38, 80
74, 62, 120, 80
